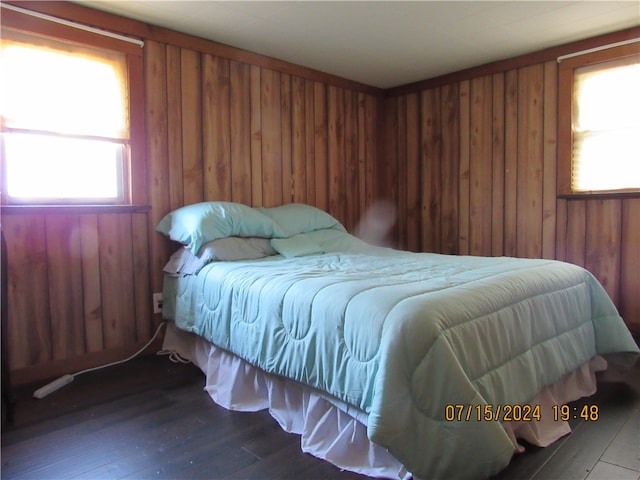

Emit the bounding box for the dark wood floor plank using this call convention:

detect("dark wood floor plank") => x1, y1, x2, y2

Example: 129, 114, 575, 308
584, 461, 640, 480
530, 381, 639, 480
2, 354, 638, 480
5, 355, 204, 428
1, 395, 181, 478
224, 439, 365, 480
490, 430, 575, 480
72, 396, 282, 479
600, 407, 640, 471
3, 404, 207, 479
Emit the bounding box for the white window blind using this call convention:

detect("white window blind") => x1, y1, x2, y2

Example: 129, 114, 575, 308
571, 56, 640, 192
0, 30, 131, 203
1, 33, 129, 138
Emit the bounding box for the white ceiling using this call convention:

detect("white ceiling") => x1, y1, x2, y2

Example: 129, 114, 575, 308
76, 1, 640, 89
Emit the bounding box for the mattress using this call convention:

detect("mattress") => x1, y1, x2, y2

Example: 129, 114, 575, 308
162, 227, 639, 479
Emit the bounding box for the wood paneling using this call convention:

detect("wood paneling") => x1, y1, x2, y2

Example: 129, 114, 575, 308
145, 40, 171, 297
145, 42, 379, 230
313, 82, 329, 212
404, 93, 421, 252
2, 4, 637, 386
79, 215, 103, 354
2, 12, 381, 383
98, 214, 136, 350
45, 215, 84, 360
516, 64, 544, 259
181, 49, 204, 206
203, 54, 232, 201
620, 199, 640, 334
291, 76, 307, 205
281, 74, 293, 205
440, 84, 460, 255
541, 61, 558, 260
503, 70, 519, 257
491, 74, 505, 257
3, 215, 50, 369
230, 61, 252, 205
384, 49, 640, 334
422, 88, 444, 253
3, 212, 151, 379
260, 68, 283, 207
469, 76, 492, 256
329, 85, 346, 224
458, 80, 470, 255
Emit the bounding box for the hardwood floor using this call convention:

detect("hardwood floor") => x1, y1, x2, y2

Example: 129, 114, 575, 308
2, 353, 638, 480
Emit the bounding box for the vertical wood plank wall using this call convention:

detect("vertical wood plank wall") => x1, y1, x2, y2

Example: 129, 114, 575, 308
3, 24, 380, 383
384, 59, 640, 335
2, 5, 637, 384
3, 211, 154, 383
144, 39, 381, 297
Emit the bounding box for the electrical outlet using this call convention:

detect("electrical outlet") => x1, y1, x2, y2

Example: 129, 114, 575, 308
153, 292, 163, 314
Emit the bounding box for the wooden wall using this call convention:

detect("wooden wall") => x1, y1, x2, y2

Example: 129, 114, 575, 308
1, 3, 637, 385
144, 40, 381, 296
1, 2, 381, 384
382, 31, 640, 335
2, 209, 154, 384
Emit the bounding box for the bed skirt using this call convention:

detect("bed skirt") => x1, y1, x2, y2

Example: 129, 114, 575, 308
161, 322, 607, 479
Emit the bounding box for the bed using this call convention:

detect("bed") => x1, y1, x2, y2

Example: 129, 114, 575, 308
156, 201, 639, 480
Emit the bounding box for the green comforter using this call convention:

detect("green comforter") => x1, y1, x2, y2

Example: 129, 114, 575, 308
164, 229, 639, 479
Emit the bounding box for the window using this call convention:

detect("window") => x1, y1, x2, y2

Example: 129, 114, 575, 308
558, 42, 640, 195
0, 8, 144, 206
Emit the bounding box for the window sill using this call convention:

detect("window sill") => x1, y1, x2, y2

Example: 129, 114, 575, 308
0, 204, 151, 215
558, 191, 640, 200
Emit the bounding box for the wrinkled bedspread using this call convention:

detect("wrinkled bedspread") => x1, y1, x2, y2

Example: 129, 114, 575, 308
163, 238, 638, 479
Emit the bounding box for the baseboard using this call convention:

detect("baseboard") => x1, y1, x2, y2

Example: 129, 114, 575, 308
9, 337, 164, 387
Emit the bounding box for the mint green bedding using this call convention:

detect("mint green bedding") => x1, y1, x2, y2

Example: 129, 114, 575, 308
163, 230, 638, 479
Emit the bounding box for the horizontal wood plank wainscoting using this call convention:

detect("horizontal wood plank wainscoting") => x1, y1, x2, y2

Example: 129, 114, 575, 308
1, 1, 637, 386
383, 26, 640, 337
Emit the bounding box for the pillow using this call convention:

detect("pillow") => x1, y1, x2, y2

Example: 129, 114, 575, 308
163, 247, 199, 276
163, 237, 276, 276
199, 236, 276, 262
156, 201, 284, 254
270, 234, 325, 258
259, 203, 345, 237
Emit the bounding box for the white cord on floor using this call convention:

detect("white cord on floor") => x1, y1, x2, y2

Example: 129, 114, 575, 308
156, 349, 192, 364
74, 321, 169, 376
33, 322, 169, 398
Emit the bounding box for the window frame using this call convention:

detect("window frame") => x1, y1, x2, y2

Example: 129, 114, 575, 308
558, 42, 640, 197
0, 6, 146, 207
